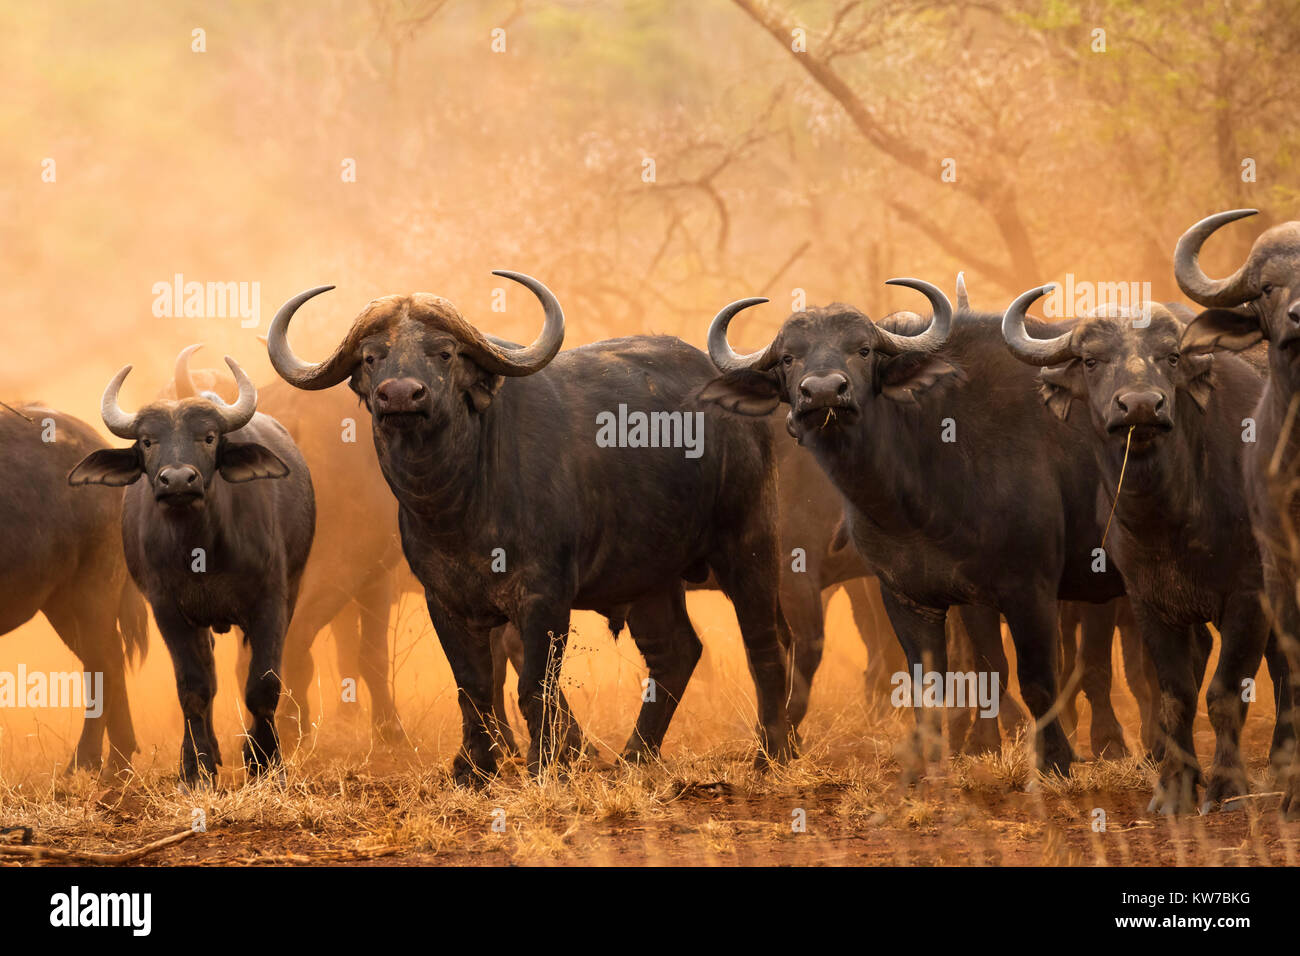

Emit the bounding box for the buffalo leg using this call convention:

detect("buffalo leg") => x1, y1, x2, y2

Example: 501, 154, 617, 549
331, 603, 362, 723
1117, 601, 1160, 755
945, 611, 975, 752
780, 560, 825, 728
1261, 560, 1300, 819
355, 571, 401, 742
957, 605, 1007, 755
242, 600, 289, 777
622, 587, 703, 760
514, 600, 583, 775
1003, 597, 1075, 775
1057, 603, 1082, 740
878, 587, 948, 774
1264, 631, 1296, 775
711, 557, 796, 767
1133, 603, 1203, 814
155, 605, 221, 786
1203, 594, 1269, 810
276, 602, 335, 743
488, 624, 521, 757
847, 577, 906, 703
425, 594, 500, 784
46, 590, 138, 774
1079, 599, 1128, 759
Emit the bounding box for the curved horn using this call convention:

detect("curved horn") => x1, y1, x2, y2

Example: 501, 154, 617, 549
207, 356, 258, 432
955, 272, 969, 311
475, 271, 566, 376
100, 365, 140, 439
1002, 284, 1075, 366
267, 285, 352, 390
1173, 209, 1259, 307
707, 297, 776, 372
873, 278, 953, 355
173, 343, 203, 398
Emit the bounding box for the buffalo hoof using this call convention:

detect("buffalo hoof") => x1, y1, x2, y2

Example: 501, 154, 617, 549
1148, 767, 1201, 816
177, 772, 217, 794
962, 718, 1001, 756
1269, 736, 1297, 779
753, 728, 798, 771
373, 716, 407, 748
1039, 742, 1076, 777
452, 749, 497, 789
105, 748, 135, 778
1280, 780, 1300, 821
64, 754, 102, 777
1139, 729, 1162, 762
1090, 719, 1129, 760
1201, 769, 1248, 814
619, 739, 660, 765
243, 742, 282, 777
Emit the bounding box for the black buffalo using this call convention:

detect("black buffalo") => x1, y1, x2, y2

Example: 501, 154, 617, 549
267, 272, 794, 781
69, 354, 315, 784
1177, 208, 1300, 815
700, 278, 1126, 774
1004, 290, 1289, 812
1, 405, 146, 772
168, 348, 406, 743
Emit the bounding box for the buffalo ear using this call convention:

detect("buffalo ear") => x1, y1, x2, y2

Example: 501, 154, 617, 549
1181, 307, 1265, 353
1180, 352, 1215, 412
68, 448, 143, 487
1038, 361, 1085, 421
467, 372, 506, 413
698, 370, 783, 416
218, 441, 289, 482
879, 352, 957, 404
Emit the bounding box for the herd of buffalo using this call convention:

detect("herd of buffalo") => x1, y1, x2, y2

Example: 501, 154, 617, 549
5, 208, 1300, 818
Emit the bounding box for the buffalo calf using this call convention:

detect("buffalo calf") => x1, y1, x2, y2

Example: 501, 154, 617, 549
70, 352, 314, 785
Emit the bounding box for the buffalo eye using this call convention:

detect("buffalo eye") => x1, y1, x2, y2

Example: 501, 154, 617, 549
1083, 358, 1098, 370
858, 346, 871, 358
1262, 283, 1274, 296
205, 434, 216, 445
141, 438, 152, 448
440, 351, 452, 362
781, 354, 794, 367
1167, 354, 1179, 367
364, 355, 376, 366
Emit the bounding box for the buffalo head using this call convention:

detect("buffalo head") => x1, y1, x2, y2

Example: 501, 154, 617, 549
1003, 287, 1213, 452
699, 277, 957, 440
68, 348, 288, 509
1176, 209, 1300, 357
265, 272, 563, 434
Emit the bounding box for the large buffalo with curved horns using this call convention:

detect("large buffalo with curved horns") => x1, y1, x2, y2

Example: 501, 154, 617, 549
266, 272, 795, 782
1177, 208, 1300, 816
68, 355, 315, 785
1004, 288, 1292, 813
699, 278, 1126, 775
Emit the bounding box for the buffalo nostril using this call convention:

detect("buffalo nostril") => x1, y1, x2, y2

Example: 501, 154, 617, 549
1116, 398, 1128, 413
411, 384, 427, 401
377, 388, 389, 403
185, 471, 197, 484
836, 379, 849, 396
799, 385, 812, 399
159, 473, 170, 485
1289, 306, 1300, 324
1155, 395, 1165, 411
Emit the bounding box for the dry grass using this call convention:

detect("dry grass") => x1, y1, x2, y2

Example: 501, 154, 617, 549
4, 595, 1300, 865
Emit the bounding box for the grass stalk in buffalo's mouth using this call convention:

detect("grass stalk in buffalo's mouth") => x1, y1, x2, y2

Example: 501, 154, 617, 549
1100, 425, 1135, 550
